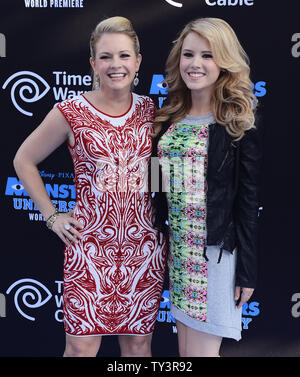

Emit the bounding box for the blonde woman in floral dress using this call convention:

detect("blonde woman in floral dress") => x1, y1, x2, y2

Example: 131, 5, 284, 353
153, 18, 262, 357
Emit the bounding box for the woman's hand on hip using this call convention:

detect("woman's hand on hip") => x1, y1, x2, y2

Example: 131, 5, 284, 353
234, 286, 254, 309
52, 211, 84, 245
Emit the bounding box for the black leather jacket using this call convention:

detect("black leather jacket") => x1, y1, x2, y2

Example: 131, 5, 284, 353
152, 118, 262, 289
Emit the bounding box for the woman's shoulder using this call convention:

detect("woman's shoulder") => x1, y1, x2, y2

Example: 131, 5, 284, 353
57, 93, 86, 109
133, 92, 155, 108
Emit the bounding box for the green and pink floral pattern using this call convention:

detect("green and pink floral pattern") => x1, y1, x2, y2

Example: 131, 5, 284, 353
158, 122, 209, 321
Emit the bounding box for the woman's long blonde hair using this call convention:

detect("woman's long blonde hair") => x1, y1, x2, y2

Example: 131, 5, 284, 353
154, 18, 257, 140
90, 16, 140, 89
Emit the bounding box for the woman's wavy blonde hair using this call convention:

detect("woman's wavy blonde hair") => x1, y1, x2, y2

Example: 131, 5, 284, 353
154, 17, 257, 140
90, 16, 140, 90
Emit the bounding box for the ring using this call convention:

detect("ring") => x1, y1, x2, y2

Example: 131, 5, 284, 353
64, 223, 71, 231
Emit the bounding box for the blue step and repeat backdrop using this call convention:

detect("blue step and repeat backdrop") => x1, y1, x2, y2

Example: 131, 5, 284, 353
0, 0, 300, 357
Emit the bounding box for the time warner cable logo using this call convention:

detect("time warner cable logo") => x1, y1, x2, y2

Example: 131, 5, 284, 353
164, 0, 183, 7
2, 70, 91, 117
164, 0, 254, 7
2, 71, 50, 116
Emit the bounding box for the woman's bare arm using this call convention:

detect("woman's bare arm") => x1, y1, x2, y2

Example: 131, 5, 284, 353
13, 107, 82, 244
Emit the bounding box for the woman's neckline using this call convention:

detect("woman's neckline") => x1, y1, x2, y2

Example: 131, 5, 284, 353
183, 112, 215, 123
81, 92, 133, 118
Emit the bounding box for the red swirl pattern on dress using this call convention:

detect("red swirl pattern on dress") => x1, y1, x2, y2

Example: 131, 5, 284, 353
57, 94, 166, 336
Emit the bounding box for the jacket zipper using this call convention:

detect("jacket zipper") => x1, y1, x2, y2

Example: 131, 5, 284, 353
217, 141, 237, 173
218, 239, 224, 248
206, 128, 237, 262
203, 124, 210, 262
217, 150, 229, 172
204, 123, 226, 262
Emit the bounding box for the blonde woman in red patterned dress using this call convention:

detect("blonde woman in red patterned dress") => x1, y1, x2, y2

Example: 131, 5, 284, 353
13, 16, 166, 357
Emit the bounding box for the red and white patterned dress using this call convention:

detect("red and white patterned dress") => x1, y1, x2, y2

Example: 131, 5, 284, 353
57, 93, 166, 336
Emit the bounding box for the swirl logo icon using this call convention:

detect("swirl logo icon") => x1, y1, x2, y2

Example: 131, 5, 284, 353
2, 71, 50, 116
164, 0, 183, 7
6, 278, 53, 321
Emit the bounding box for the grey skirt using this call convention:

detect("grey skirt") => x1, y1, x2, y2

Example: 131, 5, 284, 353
170, 245, 242, 341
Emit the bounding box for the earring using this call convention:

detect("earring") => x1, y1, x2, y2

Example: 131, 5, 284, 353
95, 75, 100, 90
133, 72, 139, 87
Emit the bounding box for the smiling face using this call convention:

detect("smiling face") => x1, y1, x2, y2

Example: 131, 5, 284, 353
180, 31, 221, 100
90, 32, 141, 93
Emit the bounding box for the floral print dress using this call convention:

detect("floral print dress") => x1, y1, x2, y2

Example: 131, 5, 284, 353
157, 113, 242, 341
158, 118, 209, 322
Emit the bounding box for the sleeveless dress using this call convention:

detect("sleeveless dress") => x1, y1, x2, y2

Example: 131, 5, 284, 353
158, 114, 242, 341
57, 93, 166, 337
